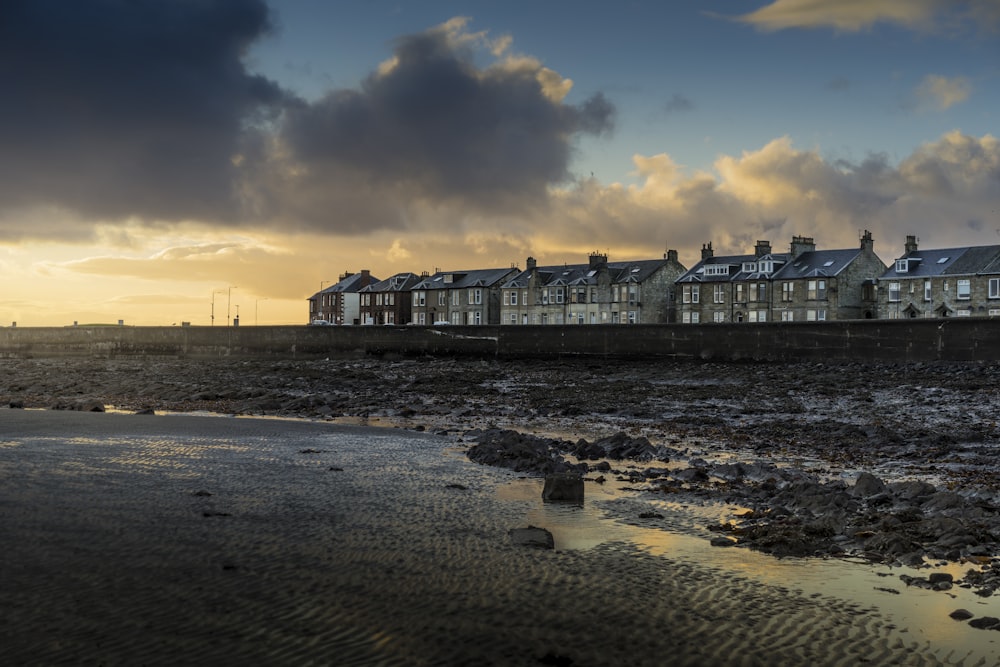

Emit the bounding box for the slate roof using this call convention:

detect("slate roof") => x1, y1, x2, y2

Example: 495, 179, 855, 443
677, 253, 790, 283
880, 244, 1000, 279
360, 272, 421, 293
413, 267, 517, 291
501, 259, 670, 290
772, 249, 861, 280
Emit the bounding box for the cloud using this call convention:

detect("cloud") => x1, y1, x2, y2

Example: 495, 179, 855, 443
0, 0, 289, 225
914, 74, 973, 111
254, 17, 615, 233
735, 0, 999, 33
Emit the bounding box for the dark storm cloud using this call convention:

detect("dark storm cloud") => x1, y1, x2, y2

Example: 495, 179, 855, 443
276, 24, 615, 222
0, 0, 288, 223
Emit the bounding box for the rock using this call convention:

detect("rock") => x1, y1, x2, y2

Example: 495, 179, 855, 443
969, 616, 1000, 630
542, 473, 584, 503
929, 572, 954, 585
509, 525, 554, 549
852, 472, 886, 498
710, 536, 736, 547
9, 400, 24, 409
949, 609, 974, 621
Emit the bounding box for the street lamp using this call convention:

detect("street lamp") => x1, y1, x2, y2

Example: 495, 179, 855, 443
227, 286, 237, 326
211, 289, 226, 326
256, 298, 268, 326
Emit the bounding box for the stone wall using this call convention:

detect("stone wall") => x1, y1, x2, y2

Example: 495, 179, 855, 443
1, 320, 999, 362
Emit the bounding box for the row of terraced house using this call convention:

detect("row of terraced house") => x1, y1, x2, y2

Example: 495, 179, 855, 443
307, 232, 1000, 325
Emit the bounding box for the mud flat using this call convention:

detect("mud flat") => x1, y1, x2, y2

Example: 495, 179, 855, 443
0, 409, 980, 666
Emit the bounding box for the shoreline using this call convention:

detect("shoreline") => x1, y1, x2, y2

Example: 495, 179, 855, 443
0, 410, 994, 665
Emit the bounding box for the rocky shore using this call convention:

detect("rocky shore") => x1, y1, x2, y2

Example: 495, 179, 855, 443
5, 355, 1000, 587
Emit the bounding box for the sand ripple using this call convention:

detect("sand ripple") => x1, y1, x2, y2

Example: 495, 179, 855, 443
0, 410, 965, 666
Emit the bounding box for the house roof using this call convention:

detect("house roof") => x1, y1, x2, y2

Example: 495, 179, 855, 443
677, 253, 790, 283
501, 258, 671, 289
413, 267, 517, 290
360, 272, 421, 293
772, 248, 861, 280
309, 272, 380, 299
880, 244, 1000, 279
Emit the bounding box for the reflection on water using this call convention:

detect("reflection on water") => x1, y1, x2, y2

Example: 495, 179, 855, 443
498, 476, 1000, 665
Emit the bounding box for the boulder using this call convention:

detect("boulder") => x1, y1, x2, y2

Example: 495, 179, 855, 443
542, 473, 584, 503
852, 472, 886, 498
509, 525, 554, 549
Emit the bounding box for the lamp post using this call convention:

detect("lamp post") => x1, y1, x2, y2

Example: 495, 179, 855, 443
227, 286, 237, 326
211, 289, 226, 326
256, 298, 268, 326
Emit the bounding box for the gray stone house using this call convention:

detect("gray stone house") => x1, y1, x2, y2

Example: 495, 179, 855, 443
770, 231, 885, 321
877, 236, 1000, 319
499, 251, 686, 325
410, 267, 519, 325
676, 232, 885, 323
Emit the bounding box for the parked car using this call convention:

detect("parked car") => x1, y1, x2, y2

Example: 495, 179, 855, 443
310, 319, 332, 326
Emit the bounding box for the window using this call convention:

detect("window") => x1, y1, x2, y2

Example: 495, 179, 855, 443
748, 310, 766, 322
376, 294, 383, 306
713, 285, 725, 304
682, 284, 699, 304
756, 283, 766, 302
413, 291, 425, 307
781, 311, 794, 322
704, 265, 729, 276
807, 280, 826, 300
781, 282, 793, 302
888, 282, 900, 302
627, 311, 636, 324
386, 311, 395, 324
467, 311, 481, 325
451, 312, 461, 325
590, 288, 597, 303
742, 262, 757, 272
957, 279, 971, 300
503, 291, 510, 306
924, 280, 932, 301
956, 309, 971, 317
417, 312, 426, 325
759, 260, 773, 273
806, 309, 826, 321
509, 313, 517, 324
682, 311, 700, 324
735, 284, 745, 302
895, 259, 909, 273
438, 292, 446, 306
627, 285, 637, 303
452, 291, 461, 306
991, 279, 1000, 299
713, 311, 725, 323
510, 291, 518, 306
468, 288, 482, 305
555, 288, 565, 304
990, 309, 1000, 317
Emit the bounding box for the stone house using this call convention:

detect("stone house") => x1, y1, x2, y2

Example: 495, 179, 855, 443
358, 272, 422, 325
409, 267, 519, 325
877, 236, 1000, 319
676, 233, 885, 323
499, 251, 686, 325
770, 231, 885, 321
307, 269, 379, 325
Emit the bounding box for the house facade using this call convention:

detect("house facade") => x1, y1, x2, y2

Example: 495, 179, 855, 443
498, 251, 686, 325
307, 269, 379, 324
359, 272, 422, 325
676, 232, 885, 323
877, 236, 1000, 319
409, 267, 519, 325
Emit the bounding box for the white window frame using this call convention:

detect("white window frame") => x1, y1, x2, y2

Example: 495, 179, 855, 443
957, 279, 971, 300
713, 284, 725, 304
888, 282, 900, 302
713, 311, 725, 323
895, 259, 909, 273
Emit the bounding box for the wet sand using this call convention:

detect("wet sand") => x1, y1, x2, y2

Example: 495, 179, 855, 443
0, 410, 972, 666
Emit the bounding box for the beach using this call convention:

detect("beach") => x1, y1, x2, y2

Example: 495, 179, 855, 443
4, 357, 1000, 664
0, 408, 990, 666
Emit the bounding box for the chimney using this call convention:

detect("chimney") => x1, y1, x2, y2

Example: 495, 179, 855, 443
904, 235, 919, 253
860, 230, 874, 253
790, 236, 815, 258
588, 251, 608, 269
701, 242, 714, 260
526, 256, 537, 271
665, 248, 678, 263
754, 240, 772, 258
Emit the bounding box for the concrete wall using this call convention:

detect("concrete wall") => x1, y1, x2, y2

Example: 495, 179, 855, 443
0, 320, 998, 362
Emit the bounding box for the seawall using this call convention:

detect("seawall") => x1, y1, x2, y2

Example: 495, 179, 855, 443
0, 320, 997, 362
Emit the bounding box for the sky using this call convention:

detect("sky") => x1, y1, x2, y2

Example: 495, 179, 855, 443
1, 0, 998, 326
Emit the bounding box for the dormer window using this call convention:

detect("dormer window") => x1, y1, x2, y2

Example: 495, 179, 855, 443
703, 265, 730, 277
895, 259, 909, 273
742, 262, 757, 272
759, 260, 773, 273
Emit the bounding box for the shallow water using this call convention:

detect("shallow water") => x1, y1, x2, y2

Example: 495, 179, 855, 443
499, 476, 1000, 665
